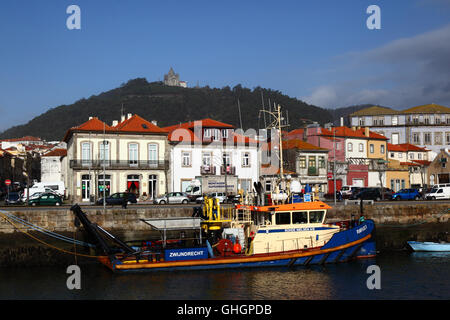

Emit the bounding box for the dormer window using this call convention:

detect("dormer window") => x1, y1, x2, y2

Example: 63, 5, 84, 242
221, 129, 229, 138
204, 129, 211, 138
212, 129, 221, 141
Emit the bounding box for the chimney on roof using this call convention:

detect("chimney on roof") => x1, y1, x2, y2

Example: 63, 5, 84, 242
121, 115, 125, 122
151, 120, 158, 126
89, 116, 93, 120
127, 113, 132, 120
351, 126, 356, 131
364, 127, 370, 137
340, 117, 344, 127
112, 120, 118, 126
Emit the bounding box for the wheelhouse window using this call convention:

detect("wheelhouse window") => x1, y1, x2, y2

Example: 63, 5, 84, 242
275, 212, 291, 225
309, 211, 325, 223
292, 211, 308, 224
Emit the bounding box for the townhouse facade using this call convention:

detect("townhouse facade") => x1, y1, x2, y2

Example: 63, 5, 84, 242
164, 119, 259, 193
387, 143, 431, 188
281, 139, 329, 194
304, 125, 389, 192
428, 148, 450, 185
40, 148, 68, 183
63, 114, 169, 202
349, 104, 450, 159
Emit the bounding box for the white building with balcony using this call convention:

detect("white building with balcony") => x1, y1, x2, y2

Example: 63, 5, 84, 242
163, 119, 259, 193
63, 114, 169, 202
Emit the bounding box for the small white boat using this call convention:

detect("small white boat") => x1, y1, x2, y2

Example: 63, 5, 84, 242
407, 241, 450, 252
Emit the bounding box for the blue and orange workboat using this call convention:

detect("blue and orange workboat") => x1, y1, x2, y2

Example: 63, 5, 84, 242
70, 195, 376, 273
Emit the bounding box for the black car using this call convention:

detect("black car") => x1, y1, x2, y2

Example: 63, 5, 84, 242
4, 192, 22, 205
350, 188, 382, 201
380, 187, 394, 200
96, 192, 137, 205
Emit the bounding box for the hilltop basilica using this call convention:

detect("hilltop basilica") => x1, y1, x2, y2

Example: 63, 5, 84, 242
163, 67, 187, 88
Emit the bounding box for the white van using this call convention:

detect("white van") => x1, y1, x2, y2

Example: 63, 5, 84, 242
425, 186, 450, 200
22, 182, 65, 200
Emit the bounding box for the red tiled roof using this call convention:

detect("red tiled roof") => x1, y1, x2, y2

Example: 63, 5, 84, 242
283, 139, 328, 151
42, 148, 67, 157
412, 160, 431, 166
63, 115, 167, 141
163, 118, 234, 132
286, 128, 304, 140
387, 143, 428, 152
164, 119, 246, 144
76, 117, 114, 132
112, 114, 167, 134
1, 136, 42, 142
320, 126, 387, 140
262, 139, 328, 152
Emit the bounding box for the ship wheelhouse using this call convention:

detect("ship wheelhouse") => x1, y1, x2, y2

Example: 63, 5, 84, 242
235, 202, 340, 255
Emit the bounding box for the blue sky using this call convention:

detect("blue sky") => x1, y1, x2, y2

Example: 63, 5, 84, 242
1, 0, 450, 132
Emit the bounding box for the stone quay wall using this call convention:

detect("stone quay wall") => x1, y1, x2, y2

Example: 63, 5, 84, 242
0, 203, 448, 267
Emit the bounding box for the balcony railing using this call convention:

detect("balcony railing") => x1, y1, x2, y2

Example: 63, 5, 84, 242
70, 160, 168, 170
200, 165, 216, 175
220, 165, 236, 175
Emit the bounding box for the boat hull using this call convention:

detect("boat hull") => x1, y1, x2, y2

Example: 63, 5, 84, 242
407, 241, 450, 252
105, 220, 376, 273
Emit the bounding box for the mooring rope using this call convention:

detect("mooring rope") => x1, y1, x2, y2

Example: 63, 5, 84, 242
0, 210, 95, 248
0, 210, 104, 259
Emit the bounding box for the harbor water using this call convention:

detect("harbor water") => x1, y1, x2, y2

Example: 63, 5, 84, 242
0, 250, 449, 300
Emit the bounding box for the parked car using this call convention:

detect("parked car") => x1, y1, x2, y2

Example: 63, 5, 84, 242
380, 187, 394, 200
391, 189, 422, 201
154, 192, 189, 204
96, 192, 137, 205
196, 192, 228, 204
28, 192, 63, 206
350, 188, 382, 201
4, 192, 23, 205
340, 186, 353, 198
424, 187, 450, 200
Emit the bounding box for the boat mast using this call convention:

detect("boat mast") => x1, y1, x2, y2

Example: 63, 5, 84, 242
259, 103, 290, 202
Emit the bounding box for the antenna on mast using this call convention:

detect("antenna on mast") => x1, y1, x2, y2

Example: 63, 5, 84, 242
237, 98, 243, 129
261, 91, 267, 128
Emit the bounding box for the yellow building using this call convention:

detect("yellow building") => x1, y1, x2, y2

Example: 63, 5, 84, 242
385, 159, 410, 192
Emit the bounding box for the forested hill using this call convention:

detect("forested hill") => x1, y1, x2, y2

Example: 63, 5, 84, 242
0, 78, 334, 141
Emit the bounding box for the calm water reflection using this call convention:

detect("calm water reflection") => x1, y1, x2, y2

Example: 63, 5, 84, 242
0, 251, 449, 300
